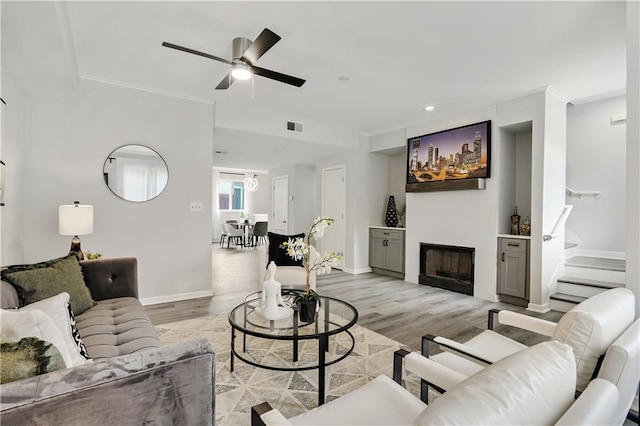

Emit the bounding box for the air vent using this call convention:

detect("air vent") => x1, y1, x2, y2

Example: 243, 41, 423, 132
286, 121, 304, 133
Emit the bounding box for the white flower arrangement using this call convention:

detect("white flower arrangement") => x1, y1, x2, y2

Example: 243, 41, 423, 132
281, 217, 342, 299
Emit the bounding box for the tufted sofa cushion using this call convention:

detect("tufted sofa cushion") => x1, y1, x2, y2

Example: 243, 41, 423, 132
74, 297, 160, 359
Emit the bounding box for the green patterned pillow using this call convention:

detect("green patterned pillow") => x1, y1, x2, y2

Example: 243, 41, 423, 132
1, 255, 95, 314
0, 337, 67, 384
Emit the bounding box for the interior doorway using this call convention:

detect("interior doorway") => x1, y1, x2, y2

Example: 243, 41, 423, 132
322, 165, 346, 270
272, 175, 289, 234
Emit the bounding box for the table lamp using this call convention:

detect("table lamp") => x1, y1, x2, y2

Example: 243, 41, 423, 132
59, 201, 93, 260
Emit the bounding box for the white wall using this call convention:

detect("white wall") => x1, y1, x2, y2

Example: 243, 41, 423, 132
389, 152, 406, 222
0, 75, 26, 265
21, 80, 213, 304
515, 131, 533, 221
405, 105, 499, 302
253, 174, 270, 214
627, 0, 640, 317
268, 164, 317, 235
540, 91, 568, 311
566, 96, 626, 252
316, 136, 390, 274
496, 89, 567, 312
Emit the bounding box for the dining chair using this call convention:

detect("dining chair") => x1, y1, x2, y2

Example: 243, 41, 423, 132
219, 224, 228, 247
224, 223, 245, 248
251, 221, 268, 247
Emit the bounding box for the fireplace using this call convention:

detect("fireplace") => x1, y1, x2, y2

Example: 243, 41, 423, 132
419, 243, 475, 295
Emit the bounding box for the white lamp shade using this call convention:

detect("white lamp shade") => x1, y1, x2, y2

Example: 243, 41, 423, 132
59, 204, 94, 236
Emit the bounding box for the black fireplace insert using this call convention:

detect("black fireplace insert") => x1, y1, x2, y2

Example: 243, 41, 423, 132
419, 243, 475, 295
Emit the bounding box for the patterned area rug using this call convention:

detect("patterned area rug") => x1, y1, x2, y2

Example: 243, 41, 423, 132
156, 315, 423, 426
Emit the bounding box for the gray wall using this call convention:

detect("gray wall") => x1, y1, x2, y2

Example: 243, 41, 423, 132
19, 80, 213, 303
1, 74, 27, 265
566, 95, 626, 252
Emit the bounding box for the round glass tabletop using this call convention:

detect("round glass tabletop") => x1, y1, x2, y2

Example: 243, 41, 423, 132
228, 291, 358, 340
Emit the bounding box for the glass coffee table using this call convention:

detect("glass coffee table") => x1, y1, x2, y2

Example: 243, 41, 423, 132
228, 290, 358, 405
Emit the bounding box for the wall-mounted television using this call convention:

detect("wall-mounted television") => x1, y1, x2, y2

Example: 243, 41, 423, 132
406, 120, 491, 192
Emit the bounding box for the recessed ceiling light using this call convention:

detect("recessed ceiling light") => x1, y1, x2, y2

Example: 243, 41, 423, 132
424, 105, 435, 111
338, 76, 350, 82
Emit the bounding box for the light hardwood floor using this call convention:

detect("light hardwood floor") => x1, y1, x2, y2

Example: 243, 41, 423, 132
145, 244, 563, 350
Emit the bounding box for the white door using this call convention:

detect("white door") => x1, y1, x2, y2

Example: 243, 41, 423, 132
322, 166, 346, 270
272, 176, 289, 234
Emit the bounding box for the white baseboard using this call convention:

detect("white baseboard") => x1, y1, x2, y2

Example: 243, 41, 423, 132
341, 267, 372, 275
474, 289, 499, 302
140, 290, 214, 306
527, 302, 551, 313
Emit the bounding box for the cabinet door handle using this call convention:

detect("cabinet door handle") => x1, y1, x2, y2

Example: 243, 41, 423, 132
383, 232, 390, 235
507, 243, 520, 247
502, 252, 506, 262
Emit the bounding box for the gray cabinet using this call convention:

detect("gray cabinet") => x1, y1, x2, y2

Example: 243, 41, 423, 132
497, 237, 530, 306
370, 228, 405, 279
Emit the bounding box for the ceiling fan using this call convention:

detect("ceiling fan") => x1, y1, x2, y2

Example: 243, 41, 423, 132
162, 28, 306, 90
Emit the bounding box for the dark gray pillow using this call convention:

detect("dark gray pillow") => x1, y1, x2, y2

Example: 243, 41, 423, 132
0, 337, 66, 384
267, 232, 305, 267
1, 255, 95, 314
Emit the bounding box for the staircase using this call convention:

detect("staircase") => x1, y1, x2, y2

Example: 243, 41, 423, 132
550, 253, 626, 312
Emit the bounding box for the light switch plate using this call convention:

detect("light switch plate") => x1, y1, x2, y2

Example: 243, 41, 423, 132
190, 202, 203, 212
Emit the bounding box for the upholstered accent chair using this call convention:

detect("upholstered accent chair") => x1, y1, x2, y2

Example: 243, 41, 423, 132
256, 233, 316, 291
252, 340, 627, 425
413, 288, 635, 395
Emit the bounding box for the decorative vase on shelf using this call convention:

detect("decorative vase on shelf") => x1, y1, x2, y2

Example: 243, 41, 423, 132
510, 206, 521, 235
385, 196, 399, 227
521, 217, 531, 236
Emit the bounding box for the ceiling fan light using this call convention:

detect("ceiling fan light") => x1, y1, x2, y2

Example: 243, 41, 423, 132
231, 63, 252, 80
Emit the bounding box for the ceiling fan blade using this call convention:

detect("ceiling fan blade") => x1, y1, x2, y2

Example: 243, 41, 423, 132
215, 74, 234, 90
251, 66, 306, 87
162, 41, 232, 65
241, 28, 281, 64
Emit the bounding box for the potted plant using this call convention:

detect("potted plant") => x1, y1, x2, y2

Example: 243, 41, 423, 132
281, 217, 342, 323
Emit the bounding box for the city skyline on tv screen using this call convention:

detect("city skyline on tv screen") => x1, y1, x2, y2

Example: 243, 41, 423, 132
407, 120, 491, 184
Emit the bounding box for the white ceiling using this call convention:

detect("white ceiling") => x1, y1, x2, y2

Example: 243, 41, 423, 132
2, 1, 627, 169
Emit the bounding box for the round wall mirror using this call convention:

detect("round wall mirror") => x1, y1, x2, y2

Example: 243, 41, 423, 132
103, 145, 168, 202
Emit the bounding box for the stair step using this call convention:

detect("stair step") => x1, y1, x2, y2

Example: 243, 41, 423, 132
565, 256, 626, 272
550, 292, 587, 304
557, 276, 625, 289
564, 242, 578, 250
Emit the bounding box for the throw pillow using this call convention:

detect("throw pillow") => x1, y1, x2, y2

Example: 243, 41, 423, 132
0, 308, 72, 368
19, 292, 91, 365
1, 254, 95, 314
1, 337, 66, 384
267, 232, 305, 267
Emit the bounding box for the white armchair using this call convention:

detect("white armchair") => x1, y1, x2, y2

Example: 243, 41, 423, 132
418, 287, 635, 398
257, 244, 316, 291
252, 340, 623, 426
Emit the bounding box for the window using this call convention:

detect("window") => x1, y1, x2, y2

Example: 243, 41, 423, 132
219, 180, 245, 211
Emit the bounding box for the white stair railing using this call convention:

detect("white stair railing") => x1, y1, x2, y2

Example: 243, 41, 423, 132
566, 186, 601, 199
543, 205, 573, 242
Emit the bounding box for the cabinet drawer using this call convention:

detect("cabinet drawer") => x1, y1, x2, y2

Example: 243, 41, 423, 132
500, 238, 528, 253
371, 228, 404, 241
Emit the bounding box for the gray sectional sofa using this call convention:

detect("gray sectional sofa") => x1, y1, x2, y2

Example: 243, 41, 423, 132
0, 257, 215, 425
